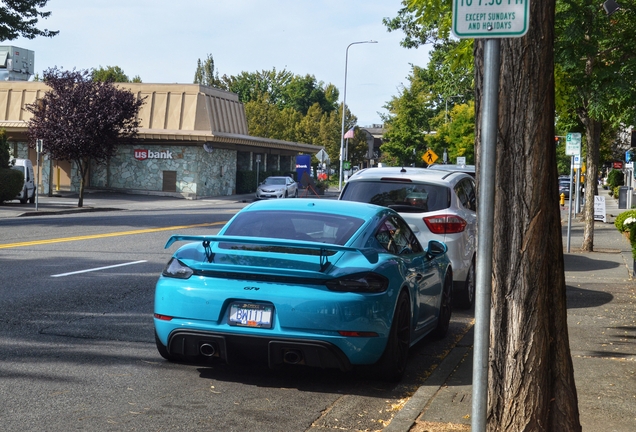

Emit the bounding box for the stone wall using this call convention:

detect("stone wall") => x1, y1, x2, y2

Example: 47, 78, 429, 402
89, 144, 237, 198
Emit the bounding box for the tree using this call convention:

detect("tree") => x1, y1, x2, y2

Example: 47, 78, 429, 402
193, 54, 226, 89
475, 6, 581, 430
25, 68, 144, 207
380, 41, 474, 165
244, 93, 301, 141
555, 2, 636, 251
0, 128, 11, 168
222, 67, 343, 166
207, 63, 346, 172
381, 73, 434, 165
0, 0, 58, 41
92, 65, 141, 83
425, 101, 475, 164
223, 68, 293, 106
281, 74, 339, 115
390, 1, 582, 429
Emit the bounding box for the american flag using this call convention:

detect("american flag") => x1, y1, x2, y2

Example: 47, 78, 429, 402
344, 127, 355, 139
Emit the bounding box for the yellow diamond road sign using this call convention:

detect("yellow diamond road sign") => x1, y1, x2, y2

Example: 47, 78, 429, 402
423, 150, 439, 165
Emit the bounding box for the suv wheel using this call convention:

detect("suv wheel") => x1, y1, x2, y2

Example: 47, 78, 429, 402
456, 260, 475, 310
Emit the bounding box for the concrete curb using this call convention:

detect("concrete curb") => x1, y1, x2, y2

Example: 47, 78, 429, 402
384, 327, 474, 432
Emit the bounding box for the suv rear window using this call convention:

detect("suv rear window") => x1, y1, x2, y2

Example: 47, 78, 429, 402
340, 181, 450, 212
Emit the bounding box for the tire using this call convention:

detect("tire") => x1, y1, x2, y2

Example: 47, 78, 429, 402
28, 189, 35, 204
19, 187, 28, 204
455, 260, 475, 310
293, 188, 298, 198
432, 270, 453, 339
374, 290, 411, 382
284, 190, 288, 198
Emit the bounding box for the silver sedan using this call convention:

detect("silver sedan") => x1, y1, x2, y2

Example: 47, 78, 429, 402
255, 176, 298, 199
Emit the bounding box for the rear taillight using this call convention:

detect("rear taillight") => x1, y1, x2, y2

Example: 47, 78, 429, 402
338, 331, 379, 337
325, 273, 389, 293
423, 214, 467, 234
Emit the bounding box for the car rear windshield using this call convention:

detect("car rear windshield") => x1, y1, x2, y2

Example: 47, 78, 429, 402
223, 210, 364, 245
265, 178, 285, 185
341, 181, 450, 212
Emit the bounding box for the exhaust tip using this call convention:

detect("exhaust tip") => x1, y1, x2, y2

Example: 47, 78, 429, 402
199, 342, 217, 357
282, 349, 303, 365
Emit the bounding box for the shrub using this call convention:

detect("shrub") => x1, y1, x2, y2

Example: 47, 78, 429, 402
0, 167, 24, 203
607, 169, 624, 188
614, 209, 636, 232
0, 129, 11, 169
630, 223, 636, 260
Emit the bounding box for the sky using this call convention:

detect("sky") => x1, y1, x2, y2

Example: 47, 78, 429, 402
10, 0, 432, 128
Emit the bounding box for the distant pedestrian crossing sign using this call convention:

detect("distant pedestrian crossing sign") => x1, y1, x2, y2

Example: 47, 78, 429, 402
422, 149, 439, 165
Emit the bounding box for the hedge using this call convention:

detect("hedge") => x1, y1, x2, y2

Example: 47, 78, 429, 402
0, 168, 24, 203
614, 209, 636, 232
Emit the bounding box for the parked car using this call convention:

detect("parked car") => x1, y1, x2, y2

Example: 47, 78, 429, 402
427, 163, 476, 178
559, 180, 571, 199
11, 158, 36, 204
154, 199, 452, 381
255, 176, 298, 199
339, 167, 477, 309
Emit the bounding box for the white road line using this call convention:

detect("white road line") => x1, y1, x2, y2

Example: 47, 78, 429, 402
51, 260, 148, 278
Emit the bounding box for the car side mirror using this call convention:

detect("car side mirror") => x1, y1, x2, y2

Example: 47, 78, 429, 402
426, 240, 447, 259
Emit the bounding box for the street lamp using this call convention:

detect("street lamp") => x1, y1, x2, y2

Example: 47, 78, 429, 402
339, 40, 377, 191
603, 0, 621, 15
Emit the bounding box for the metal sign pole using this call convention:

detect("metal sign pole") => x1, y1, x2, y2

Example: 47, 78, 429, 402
35, 139, 42, 211
567, 156, 574, 252
575, 167, 581, 213
472, 38, 500, 432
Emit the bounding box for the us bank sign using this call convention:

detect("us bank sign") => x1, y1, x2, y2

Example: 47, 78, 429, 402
134, 149, 173, 161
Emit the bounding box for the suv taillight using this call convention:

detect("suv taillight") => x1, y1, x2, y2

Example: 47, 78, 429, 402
423, 214, 467, 234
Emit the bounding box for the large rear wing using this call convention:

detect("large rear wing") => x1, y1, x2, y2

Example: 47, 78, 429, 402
165, 235, 379, 264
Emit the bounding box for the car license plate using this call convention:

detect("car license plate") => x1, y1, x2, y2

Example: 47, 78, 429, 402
229, 303, 273, 328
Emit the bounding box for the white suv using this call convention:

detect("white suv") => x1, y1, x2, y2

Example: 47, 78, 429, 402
339, 167, 477, 309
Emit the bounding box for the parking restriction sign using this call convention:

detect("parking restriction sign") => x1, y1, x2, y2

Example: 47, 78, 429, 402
452, 0, 530, 39
565, 133, 581, 156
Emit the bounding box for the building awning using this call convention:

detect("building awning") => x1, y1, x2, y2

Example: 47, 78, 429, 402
136, 129, 322, 152
0, 120, 26, 128
0, 121, 324, 154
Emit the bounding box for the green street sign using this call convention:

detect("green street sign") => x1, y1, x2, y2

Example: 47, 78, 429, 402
452, 0, 530, 39
565, 132, 581, 156
344, 161, 351, 170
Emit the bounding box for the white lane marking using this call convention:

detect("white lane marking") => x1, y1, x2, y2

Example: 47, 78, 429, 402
51, 260, 148, 278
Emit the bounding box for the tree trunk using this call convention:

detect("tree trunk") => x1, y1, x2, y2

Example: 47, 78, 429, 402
474, 1, 582, 430
77, 158, 88, 208
581, 115, 601, 251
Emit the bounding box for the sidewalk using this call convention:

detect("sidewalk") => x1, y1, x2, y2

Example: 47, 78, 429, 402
387, 188, 636, 432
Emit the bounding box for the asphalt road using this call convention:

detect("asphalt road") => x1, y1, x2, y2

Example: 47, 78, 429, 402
0, 197, 473, 431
